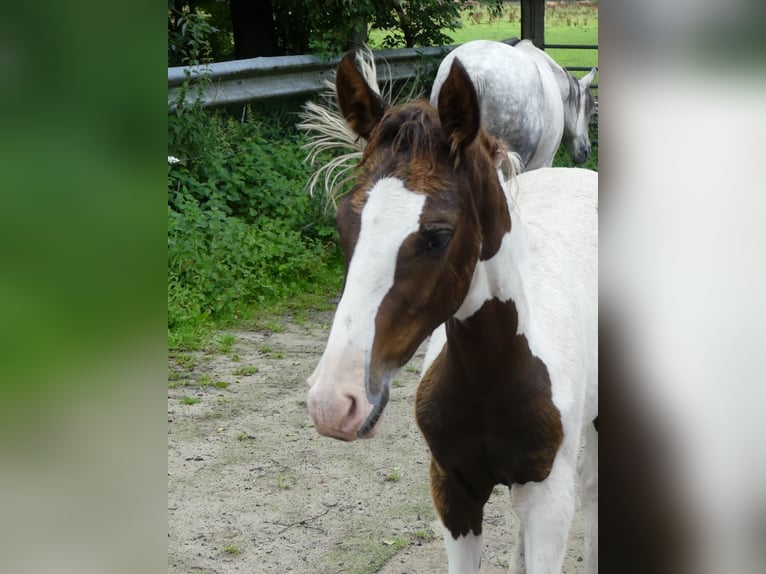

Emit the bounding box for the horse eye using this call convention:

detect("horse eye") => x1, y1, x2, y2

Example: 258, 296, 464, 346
423, 229, 453, 255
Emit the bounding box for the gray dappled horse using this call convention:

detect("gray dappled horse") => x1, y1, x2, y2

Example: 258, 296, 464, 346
431, 40, 597, 171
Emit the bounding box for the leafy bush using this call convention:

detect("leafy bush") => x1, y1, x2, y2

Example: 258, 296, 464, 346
168, 105, 341, 346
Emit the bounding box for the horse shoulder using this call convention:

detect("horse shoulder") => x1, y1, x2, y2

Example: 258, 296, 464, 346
509, 168, 598, 423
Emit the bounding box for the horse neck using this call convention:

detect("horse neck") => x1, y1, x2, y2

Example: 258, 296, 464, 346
452, 162, 527, 321
467, 141, 513, 261
445, 179, 531, 382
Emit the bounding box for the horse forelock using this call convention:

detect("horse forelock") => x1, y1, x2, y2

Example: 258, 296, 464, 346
356, 101, 507, 198
361, 102, 446, 172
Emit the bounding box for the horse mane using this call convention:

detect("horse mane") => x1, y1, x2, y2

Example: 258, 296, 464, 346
299, 47, 520, 210
296, 48, 378, 209
361, 102, 444, 171
298, 47, 425, 210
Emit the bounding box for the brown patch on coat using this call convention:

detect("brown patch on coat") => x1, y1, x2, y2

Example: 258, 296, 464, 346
416, 298, 564, 539
370, 197, 480, 374
429, 455, 489, 538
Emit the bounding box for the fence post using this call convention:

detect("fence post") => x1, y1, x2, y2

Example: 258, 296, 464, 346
521, 0, 546, 49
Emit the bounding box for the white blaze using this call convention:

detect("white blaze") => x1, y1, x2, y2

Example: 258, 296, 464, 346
311, 178, 426, 397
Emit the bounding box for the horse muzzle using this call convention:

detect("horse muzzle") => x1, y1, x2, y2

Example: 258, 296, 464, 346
306, 370, 386, 441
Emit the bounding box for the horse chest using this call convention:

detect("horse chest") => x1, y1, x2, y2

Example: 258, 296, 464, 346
416, 300, 564, 491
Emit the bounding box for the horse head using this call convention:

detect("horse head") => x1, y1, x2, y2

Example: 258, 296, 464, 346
307, 53, 510, 441
563, 67, 597, 164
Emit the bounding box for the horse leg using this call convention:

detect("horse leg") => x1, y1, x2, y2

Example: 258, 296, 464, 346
510, 455, 576, 574
508, 518, 525, 573
429, 457, 490, 574
578, 422, 598, 574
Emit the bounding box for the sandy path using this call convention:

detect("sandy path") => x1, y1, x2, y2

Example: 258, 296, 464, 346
168, 311, 584, 573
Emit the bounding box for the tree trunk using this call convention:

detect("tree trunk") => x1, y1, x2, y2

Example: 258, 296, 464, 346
393, 4, 415, 48
230, 0, 278, 58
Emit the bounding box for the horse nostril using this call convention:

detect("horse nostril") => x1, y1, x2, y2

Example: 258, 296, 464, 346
345, 393, 357, 418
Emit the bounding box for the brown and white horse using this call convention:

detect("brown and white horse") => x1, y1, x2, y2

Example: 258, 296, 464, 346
306, 53, 598, 574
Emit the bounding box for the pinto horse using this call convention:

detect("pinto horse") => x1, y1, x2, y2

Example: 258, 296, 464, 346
430, 40, 597, 171
306, 53, 598, 574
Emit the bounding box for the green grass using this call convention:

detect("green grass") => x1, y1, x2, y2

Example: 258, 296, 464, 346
212, 333, 236, 353
233, 365, 258, 376
222, 544, 240, 555
368, 4, 598, 76
385, 467, 401, 482
413, 528, 439, 542
181, 395, 201, 405
276, 469, 292, 490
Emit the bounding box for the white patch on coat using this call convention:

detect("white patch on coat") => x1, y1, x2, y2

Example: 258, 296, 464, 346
440, 524, 482, 574
307, 178, 425, 434
453, 167, 598, 441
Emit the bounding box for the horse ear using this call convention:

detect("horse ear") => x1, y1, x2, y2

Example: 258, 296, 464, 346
335, 51, 386, 141
580, 67, 597, 88
437, 58, 480, 160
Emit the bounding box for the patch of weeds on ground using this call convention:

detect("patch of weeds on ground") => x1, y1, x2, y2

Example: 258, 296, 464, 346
495, 557, 509, 569
293, 309, 308, 325
213, 333, 236, 353
254, 317, 283, 333
234, 365, 258, 376
197, 374, 212, 390
382, 536, 409, 549
260, 345, 284, 359
168, 380, 187, 389
236, 431, 251, 441
222, 544, 240, 555
181, 396, 200, 405
276, 469, 292, 490
172, 353, 196, 370
213, 381, 229, 389
385, 467, 401, 482
392, 379, 404, 389
230, 353, 240, 362
413, 528, 438, 542
405, 364, 419, 374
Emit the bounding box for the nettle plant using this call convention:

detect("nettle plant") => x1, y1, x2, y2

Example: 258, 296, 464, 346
167, 107, 339, 339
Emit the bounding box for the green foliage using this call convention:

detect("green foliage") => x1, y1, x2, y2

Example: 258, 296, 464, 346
375, 0, 464, 49
553, 123, 599, 172
168, 1, 478, 63
168, 2, 219, 66
168, 104, 341, 349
